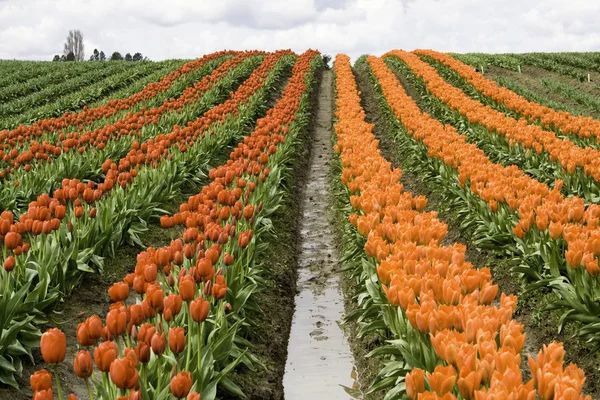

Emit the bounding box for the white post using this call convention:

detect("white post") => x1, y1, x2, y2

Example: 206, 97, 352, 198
518, 65, 521, 74
588, 73, 591, 83
481, 65, 484, 74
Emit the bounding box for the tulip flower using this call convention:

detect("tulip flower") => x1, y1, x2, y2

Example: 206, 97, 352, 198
405, 368, 425, 399
151, 332, 166, 356
73, 350, 93, 379
30, 369, 52, 392
169, 327, 186, 354
40, 328, 66, 364
94, 341, 118, 372
179, 275, 196, 301
33, 389, 54, 400
109, 357, 139, 390
190, 297, 210, 323
170, 371, 192, 398
108, 282, 130, 302
3, 256, 15, 272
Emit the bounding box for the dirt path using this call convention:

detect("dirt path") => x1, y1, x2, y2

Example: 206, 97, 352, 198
283, 70, 358, 399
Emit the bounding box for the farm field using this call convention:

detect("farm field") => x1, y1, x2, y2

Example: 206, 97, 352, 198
1, 50, 600, 400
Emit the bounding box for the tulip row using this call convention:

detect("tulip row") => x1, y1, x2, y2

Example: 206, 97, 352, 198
28, 49, 322, 400
0, 54, 258, 212
365, 53, 600, 346
0, 60, 180, 130
0, 52, 295, 387
416, 50, 600, 145
0, 51, 236, 152
333, 53, 590, 399
0, 53, 238, 180
396, 50, 600, 201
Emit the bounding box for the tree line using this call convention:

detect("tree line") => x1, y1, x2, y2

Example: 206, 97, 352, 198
52, 30, 148, 62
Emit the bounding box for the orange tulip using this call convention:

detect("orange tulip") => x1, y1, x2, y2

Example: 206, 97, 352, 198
3, 256, 15, 272
33, 388, 53, 400
187, 393, 200, 400
73, 350, 93, 378
94, 341, 118, 372
40, 328, 66, 364
86, 315, 104, 339
151, 332, 166, 355
30, 369, 52, 392
106, 308, 127, 336
108, 282, 130, 302
109, 357, 139, 389
190, 297, 210, 322
170, 371, 192, 398
426, 365, 457, 396
76, 322, 95, 347
135, 341, 151, 363
179, 275, 196, 301
169, 327, 186, 354
405, 368, 425, 399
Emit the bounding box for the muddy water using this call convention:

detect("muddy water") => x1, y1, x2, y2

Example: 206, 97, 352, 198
283, 70, 360, 399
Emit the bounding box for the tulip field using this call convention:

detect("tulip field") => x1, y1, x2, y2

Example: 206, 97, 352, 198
2, 49, 600, 399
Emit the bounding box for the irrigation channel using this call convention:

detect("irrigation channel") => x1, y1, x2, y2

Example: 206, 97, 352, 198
283, 70, 359, 399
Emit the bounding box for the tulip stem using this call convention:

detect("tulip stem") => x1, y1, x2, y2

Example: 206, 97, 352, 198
85, 378, 94, 400
197, 322, 203, 375
185, 304, 192, 371
53, 366, 64, 400
156, 355, 163, 395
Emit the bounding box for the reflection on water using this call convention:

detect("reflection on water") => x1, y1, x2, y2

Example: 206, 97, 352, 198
283, 271, 360, 399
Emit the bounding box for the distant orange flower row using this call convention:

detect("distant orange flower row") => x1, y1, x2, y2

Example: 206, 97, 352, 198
382, 50, 600, 279
391, 51, 600, 184
334, 53, 589, 399
0, 52, 290, 257
0, 51, 235, 152
416, 49, 600, 144
0, 52, 261, 179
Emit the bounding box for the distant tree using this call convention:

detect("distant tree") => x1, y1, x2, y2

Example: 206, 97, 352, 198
63, 30, 85, 61
125, 53, 133, 62
322, 54, 331, 69
99, 51, 106, 61
60, 54, 67, 62
66, 51, 76, 62
52, 55, 60, 62
110, 51, 123, 61
132, 52, 143, 62
89, 48, 100, 61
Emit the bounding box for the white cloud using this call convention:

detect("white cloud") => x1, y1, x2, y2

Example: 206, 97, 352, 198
0, 0, 599, 61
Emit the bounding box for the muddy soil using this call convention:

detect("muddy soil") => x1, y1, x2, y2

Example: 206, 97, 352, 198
353, 61, 600, 398
283, 70, 358, 400
485, 65, 600, 119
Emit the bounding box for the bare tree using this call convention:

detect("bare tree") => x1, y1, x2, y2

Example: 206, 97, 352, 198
63, 30, 85, 61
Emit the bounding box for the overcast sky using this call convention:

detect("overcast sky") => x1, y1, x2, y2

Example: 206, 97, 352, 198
1, 0, 599, 61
